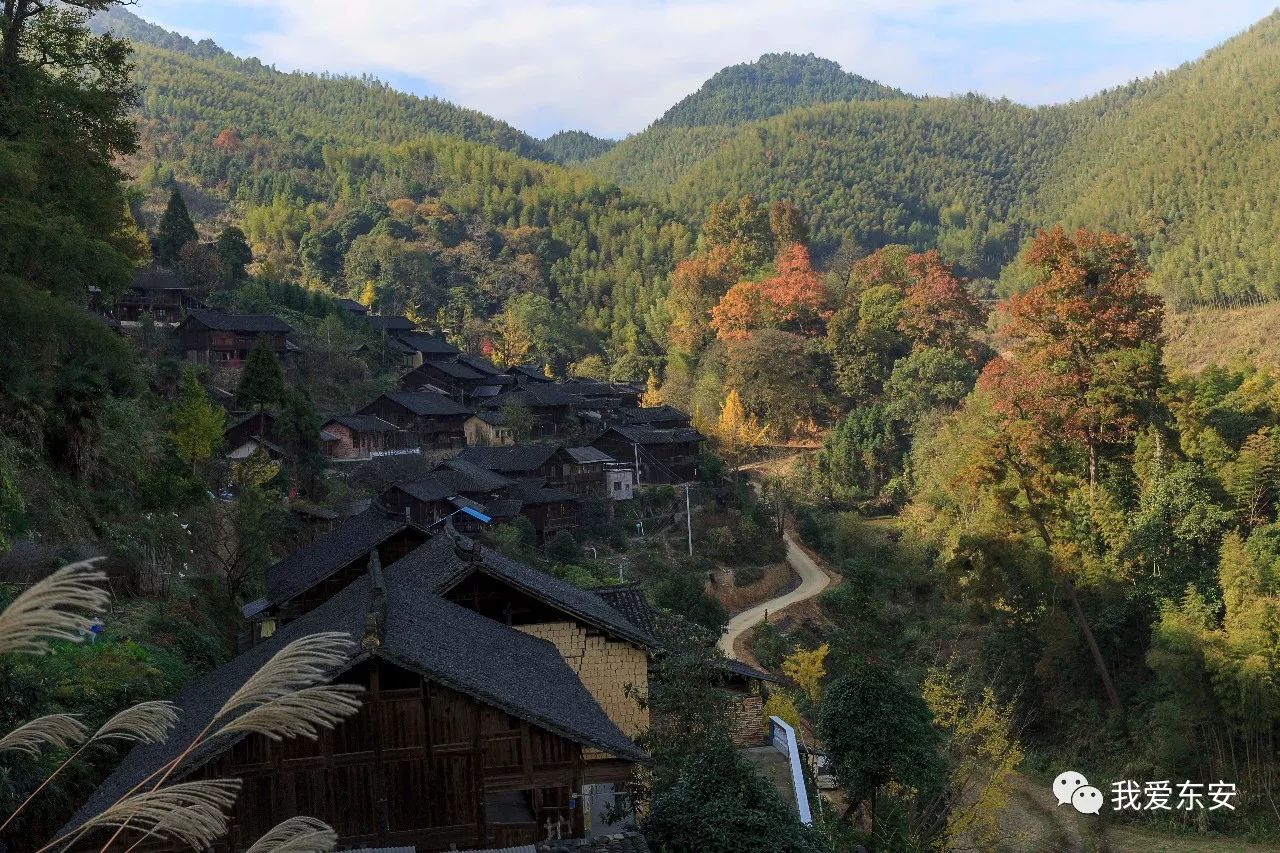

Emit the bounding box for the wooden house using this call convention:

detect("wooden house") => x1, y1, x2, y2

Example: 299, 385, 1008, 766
481, 385, 584, 439
591, 425, 703, 484
177, 310, 292, 366
222, 410, 277, 452
377, 462, 515, 532
318, 414, 404, 462
332, 297, 368, 316
464, 410, 515, 446
356, 392, 472, 450
614, 404, 693, 431
507, 483, 580, 542
63, 546, 649, 852
114, 266, 198, 322
400, 359, 491, 401
456, 444, 598, 495
392, 331, 462, 368
367, 315, 415, 333
507, 363, 553, 383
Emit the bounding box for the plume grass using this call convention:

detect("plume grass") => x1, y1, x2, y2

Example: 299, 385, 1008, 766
53, 779, 242, 852
245, 816, 338, 853
217, 631, 355, 717
0, 561, 108, 655
91, 700, 180, 745
0, 714, 87, 756
216, 684, 364, 741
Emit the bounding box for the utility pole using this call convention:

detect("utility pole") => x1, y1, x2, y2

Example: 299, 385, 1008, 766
685, 484, 693, 557
633, 442, 641, 486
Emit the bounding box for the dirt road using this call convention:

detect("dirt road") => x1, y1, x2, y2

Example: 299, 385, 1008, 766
718, 529, 832, 657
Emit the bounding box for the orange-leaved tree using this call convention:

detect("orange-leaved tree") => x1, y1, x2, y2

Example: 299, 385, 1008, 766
976, 226, 1164, 713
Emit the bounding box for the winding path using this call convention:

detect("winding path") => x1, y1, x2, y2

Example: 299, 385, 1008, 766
718, 529, 833, 657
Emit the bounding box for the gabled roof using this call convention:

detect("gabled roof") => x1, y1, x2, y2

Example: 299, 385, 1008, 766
560, 378, 622, 398
129, 266, 189, 291
566, 446, 614, 465
457, 443, 566, 473
324, 414, 399, 433
484, 384, 583, 409
467, 409, 507, 426
333, 297, 368, 314
62, 562, 647, 836
181, 309, 292, 333
599, 425, 703, 446
589, 583, 657, 637
434, 457, 517, 492
618, 405, 692, 426
364, 392, 473, 418
264, 509, 417, 605
507, 363, 551, 381
414, 359, 486, 380
509, 482, 579, 506
368, 315, 415, 332
455, 353, 507, 377
394, 331, 460, 356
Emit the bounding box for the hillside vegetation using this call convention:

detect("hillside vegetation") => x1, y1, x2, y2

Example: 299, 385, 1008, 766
649, 52, 908, 129
589, 14, 1280, 307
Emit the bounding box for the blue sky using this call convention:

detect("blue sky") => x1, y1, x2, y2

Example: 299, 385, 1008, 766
132, 0, 1278, 138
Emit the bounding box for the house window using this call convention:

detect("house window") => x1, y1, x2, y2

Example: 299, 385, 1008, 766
613, 481, 622, 491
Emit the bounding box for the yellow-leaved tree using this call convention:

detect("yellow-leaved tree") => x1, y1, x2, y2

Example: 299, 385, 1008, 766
782, 644, 829, 703
640, 369, 663, 407
920, 665, 1024, 851
762, 690, 801, 728
713, 388, 769, 471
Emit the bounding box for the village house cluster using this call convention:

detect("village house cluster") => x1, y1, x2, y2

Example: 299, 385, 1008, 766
53, 304, 789, 850
203, 306, 705, 544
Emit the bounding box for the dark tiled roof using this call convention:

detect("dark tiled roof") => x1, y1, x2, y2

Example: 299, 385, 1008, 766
725, 658, 785, 685
368, 315, 415, 331
508, 363, 551, 381
603, 425, 703, 446
388, 466, 507, 505
455, 354, 506, 377
618, 405, 691, 426
62, 561, 647, 836
418, 359, 486, 380
434, 458, 516, 492
487, 384, 583, 408
129, 266, 188, 291
183, 309, 292, 333
560, 378, 621, 397
470, 408, 507, 426
333, 297, 367, 313
373, 392, 473, 417
484, 498, 523, 519
457, 444, 564, 473
566, 446, 614, 465
325, 414, 399, 433
394, 331, 460, 356
264, 509, 411, 604
510, 482, 579, 506
589, 583, 657, 637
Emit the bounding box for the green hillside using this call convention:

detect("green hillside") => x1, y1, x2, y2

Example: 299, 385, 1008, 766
90, 7, 549, 161
89, 8, 693, 371
539, 130, 617, 163
590, 13, 1280, 305
650, 52, 909, 129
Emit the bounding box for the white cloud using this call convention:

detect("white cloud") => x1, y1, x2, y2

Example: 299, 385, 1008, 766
136, 0, 1277, 136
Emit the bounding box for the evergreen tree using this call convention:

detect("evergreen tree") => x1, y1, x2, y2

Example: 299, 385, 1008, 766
276, 386, 323, 492
235, 337, 284, 411
155, 185, 197, 265
213, 225, 252, 287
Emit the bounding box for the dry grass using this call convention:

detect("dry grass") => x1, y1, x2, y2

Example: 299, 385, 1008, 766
1165, 303, 1280, 374
245, 817, 337, 853
0, 714, 87, 757
711, 562, 793, 612
0, 560, 108, 655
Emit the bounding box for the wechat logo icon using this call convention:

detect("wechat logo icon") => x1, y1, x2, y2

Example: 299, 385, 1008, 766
1054, 771, 1103, 815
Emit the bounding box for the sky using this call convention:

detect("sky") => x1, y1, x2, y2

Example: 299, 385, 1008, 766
132, 0, 1278, 139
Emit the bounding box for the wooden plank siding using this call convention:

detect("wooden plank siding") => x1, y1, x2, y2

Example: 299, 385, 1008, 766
170, 660, 582, 852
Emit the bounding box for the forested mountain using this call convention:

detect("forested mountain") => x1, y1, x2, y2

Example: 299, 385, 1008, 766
89, 7, 549, 161
590, 13, 1280, 306
89, 8, 694, 373
538, 130, 617, 163
649, 53, 908, 130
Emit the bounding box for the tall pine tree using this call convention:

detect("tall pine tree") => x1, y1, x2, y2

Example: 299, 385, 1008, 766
155, 185, 197, 265
236, 337, 285, 411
